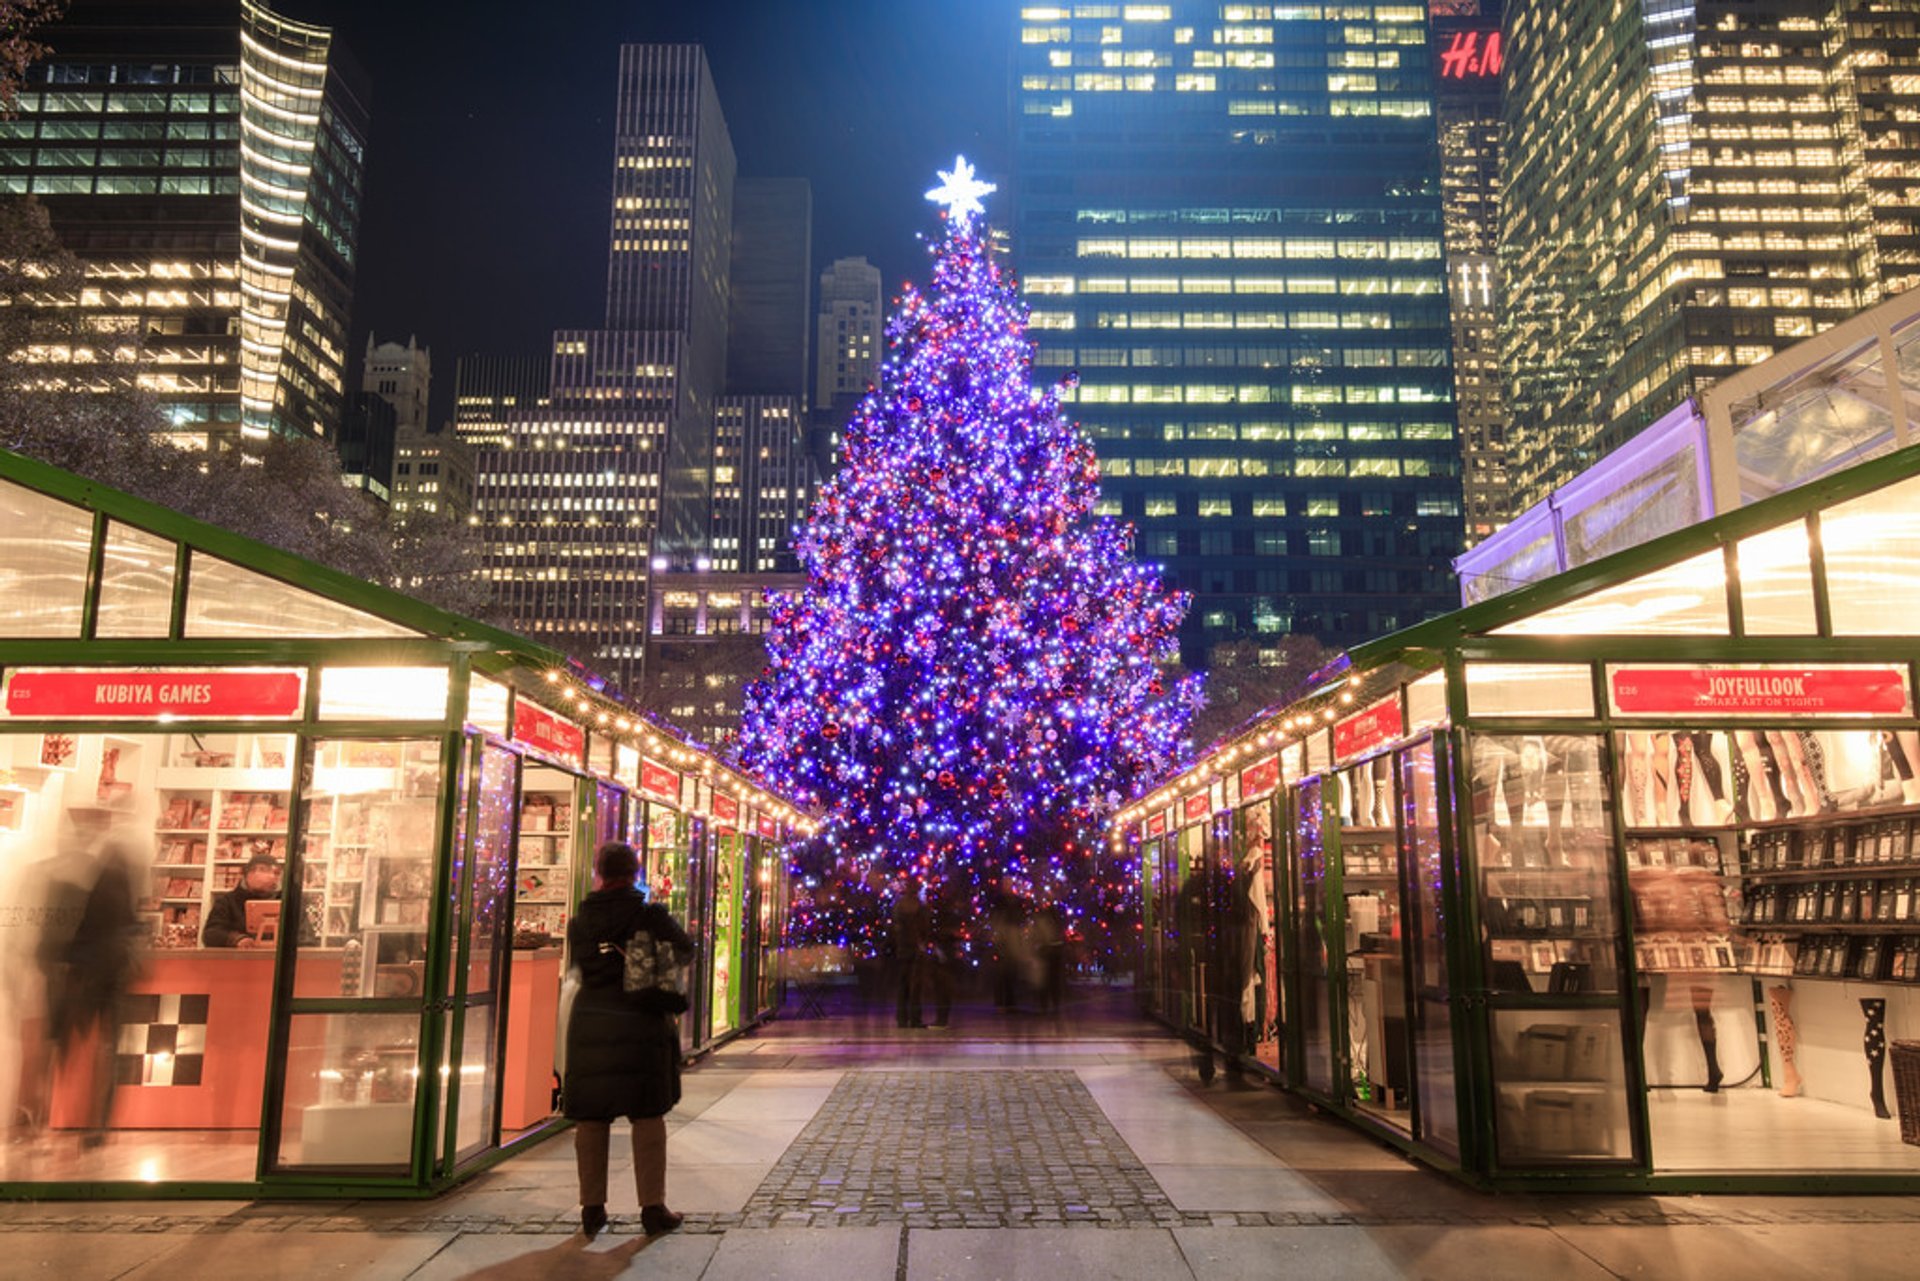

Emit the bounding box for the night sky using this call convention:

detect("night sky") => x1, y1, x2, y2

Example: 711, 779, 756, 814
286, 1, 1012, 424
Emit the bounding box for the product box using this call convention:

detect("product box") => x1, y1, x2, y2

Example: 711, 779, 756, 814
1566, 1023, 1612, 1081
1517, 1023, 1573, 1080
1524, 1090, 1577, 1153
1569, 1091, 1611, 1154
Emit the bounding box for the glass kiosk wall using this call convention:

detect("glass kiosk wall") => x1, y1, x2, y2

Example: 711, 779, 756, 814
0, 449, 805, 1200
1117, 445, 1920, 1191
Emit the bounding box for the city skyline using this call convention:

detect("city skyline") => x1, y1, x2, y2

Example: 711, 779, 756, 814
276, 0, 1008, 430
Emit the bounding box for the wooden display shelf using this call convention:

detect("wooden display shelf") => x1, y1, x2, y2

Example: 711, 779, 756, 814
1744, 860, 1920, 883
1757, 922, 1920, 935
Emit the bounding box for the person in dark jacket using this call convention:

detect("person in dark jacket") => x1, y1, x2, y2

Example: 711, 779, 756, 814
38, 809, 143, 1144
891, 879, 930, 1028
565, 840, 694, 1240
201, 851, 280, 948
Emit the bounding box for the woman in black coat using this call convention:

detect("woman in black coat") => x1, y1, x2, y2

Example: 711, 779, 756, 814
565, 840, 694, 1240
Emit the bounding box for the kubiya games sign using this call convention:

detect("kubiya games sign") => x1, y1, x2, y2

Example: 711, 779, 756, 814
2, 668, 305, 719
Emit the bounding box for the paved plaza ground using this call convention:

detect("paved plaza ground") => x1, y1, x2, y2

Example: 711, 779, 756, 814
7, 983, 1920, 1279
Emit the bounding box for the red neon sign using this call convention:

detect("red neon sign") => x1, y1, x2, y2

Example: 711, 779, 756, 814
1335, 697, 1405, 762
640, 758, 680, 803
1608, 666, 1910, 717
1, 668, 305, 720
1240, 756, 1281, 801
513, 700, 585, 763
1438, 28, 1502, 79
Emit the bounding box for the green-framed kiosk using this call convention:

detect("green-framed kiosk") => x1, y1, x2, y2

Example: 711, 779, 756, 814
1120, 443, 1920, 1191
0, 448, 803, 1199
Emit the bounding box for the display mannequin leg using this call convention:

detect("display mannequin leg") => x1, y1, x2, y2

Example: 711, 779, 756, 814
1863, 997, 1892, 1119
1894, 732, 1920, 805
1624, 733, 1651, 828
1735, 731, 1773, 823
1650, 731, 1674, 826
1770, 730, 1821, 817
1768, 985, 1802, 1098
1691, 985, 1723, 1093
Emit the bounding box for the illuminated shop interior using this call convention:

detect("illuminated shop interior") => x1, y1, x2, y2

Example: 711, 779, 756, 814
1123, 441, 1920, 1188
0, 448, 803, 1199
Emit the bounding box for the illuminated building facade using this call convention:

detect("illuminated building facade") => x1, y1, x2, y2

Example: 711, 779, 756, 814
815, 255, 883, 411
1502, 0, 1920, 510
458, 47, 812, 698
3, 0, 367, 446
1431, 2, 1507, 544
364, 334, 475, 523
1010, 2, 1465, 665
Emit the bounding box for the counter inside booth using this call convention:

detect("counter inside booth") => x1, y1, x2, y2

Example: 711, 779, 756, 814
49, 949, 345, 1131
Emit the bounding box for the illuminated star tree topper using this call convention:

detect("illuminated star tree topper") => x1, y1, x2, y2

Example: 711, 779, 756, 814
741, 158, 1198, 957
924, 154, 996, 230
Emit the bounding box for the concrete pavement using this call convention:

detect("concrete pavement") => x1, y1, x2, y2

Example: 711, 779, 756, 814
6, 984, 1920, 1279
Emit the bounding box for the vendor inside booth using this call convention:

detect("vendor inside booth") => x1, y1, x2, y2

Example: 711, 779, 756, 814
0, 448, 803, 1200
1120, 444, 1920, 1190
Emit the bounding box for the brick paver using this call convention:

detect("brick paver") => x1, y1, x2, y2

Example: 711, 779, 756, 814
738, 1068, 1172, 1228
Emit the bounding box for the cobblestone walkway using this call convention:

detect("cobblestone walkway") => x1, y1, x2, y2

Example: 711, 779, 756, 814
738, 1069, 1174, 1228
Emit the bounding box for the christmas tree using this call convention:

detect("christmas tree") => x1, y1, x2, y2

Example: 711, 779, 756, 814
740, 158, 1198, 959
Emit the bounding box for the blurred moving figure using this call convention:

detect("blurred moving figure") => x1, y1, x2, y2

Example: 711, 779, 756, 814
35, 806, 145, 1145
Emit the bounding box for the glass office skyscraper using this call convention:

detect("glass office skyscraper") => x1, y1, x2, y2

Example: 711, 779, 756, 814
1011, 3, 1464, 665
1502, 0, 1920, 511
2, 0, 367, 446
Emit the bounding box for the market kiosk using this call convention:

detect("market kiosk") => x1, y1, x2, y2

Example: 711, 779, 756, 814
0, 449, 802, 1199
1118, 444, 1920, 1190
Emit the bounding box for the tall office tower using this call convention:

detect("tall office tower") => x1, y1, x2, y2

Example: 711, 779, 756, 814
1011, 3, 1464, 664
719, 176, 815, 574
728, 178, 812, 394
1502, 0, 1920, 511
815, 255, 883, 410
4, 0, 368, 446
1431, 3, 1507, 545
1852, 4, 1920, 294
460, 47, 815, 696
810, 255, 883, 485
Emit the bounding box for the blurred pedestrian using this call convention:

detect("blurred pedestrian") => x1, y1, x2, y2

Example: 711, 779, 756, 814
1037, 901, 1069, 1016
987, 882, 1028, 1010
39, 805, 144, 1146
564, 840, 694, 1240
891, 878, 930, 1028
922, 891, 959, 1030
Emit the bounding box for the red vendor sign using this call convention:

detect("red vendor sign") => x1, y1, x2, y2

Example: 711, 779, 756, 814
1182, 791, 1211, 823
711, 792, 740, 827
513, 700, 585, 763
1608, 666, 1911, 718
1146, 811, 1168, 838
640, 758, 680, 802
757, 813, 780, 840
1334, 697, 1404, 763
1239, 755, 1281, 801
1, 667, 305, 720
